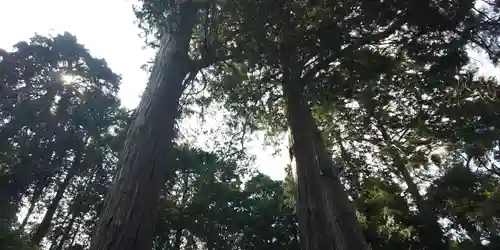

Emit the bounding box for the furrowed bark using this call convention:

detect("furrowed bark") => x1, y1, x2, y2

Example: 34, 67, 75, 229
283, 61, 369, 250
88, 3, 198, 250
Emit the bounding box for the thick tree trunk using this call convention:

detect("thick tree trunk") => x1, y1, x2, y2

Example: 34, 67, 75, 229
31, 151, 83, 245
88, 4, 198, 250
283, 66, 369, 250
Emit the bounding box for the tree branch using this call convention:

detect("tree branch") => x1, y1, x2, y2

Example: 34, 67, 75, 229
302, 19, 406, 81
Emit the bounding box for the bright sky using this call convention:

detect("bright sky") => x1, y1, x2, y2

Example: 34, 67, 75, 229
0, 0, 289, 180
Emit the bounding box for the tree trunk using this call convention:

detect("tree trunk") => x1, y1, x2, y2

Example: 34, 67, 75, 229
55, 213, 76, 250
0, 81, 58, 216
17, 176, 48, 230
47, 211, 70, 250
283, 65, 369, 250
458, 215, 482, 247
69, 224, 80, 247
88, 3, 198, 250
31, 150, 83, 245
46, 211, 70, 250
49, 233, 60, 250
22, 133, 68, 234
173, 172, 190, 250
394, 158, 449, 250
18, 189, 39, 232
2, 131, 63, 221
56, 181, 91, 250
173, 228, 183, 250
375, 115, 449, 250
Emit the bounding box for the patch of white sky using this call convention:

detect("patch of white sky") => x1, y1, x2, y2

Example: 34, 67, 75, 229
0, 0, 289, 181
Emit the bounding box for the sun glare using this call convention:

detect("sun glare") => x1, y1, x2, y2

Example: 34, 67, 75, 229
61, 73, 76, 85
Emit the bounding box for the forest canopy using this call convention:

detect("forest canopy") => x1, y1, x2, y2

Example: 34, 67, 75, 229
0, 0, 499, 250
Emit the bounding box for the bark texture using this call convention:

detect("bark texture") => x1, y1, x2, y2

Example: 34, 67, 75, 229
283, 63, 369, 250
88, 4, 198, 250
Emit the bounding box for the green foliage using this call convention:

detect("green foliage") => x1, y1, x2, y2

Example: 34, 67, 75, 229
0, 230, 38, 250
0, 32, 298, 250
2, 1, 500, 250
133, 0, 500, 249
152, 148, 298, 250
428, 166, 500, 246
0, 32, 125, 248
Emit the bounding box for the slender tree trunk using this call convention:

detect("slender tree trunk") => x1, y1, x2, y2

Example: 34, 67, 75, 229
458, 215, 482, 247
18, 190, 39, 232
283, 63, 369, 250
22, 135, 68, 234
173, 228, 183, 250
88, 3, 198, 250
55, 213, 76, 250
69, 224, 80, 246
173, 173, 190, 250
375, 115, 449, 250
3, 131, 43, 213
2, 132, 60, 221
47, 211, 70, 250
31, 151, 83, 245
18, 178, 46, 226
394, 158, 449, 250
49, 234, 60, 250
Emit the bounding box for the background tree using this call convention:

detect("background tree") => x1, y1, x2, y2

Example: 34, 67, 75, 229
0, 33, 126, 249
